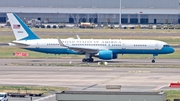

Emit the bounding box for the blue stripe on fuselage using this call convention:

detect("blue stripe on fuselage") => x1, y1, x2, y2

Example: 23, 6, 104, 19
24, 48, 79, 54
24, 47, 174, 55
112, 47, 174, 54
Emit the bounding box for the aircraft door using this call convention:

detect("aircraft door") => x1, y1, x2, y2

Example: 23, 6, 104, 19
122, 43, 126, 49
36, 42, 40, 48
155, 43, 159, 50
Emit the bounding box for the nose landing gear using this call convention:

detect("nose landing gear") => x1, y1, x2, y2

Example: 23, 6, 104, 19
152, 54, 158, 63
152, 59, 155, 63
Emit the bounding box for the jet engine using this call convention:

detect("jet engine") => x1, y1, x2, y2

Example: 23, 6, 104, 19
98, 50, 116, 60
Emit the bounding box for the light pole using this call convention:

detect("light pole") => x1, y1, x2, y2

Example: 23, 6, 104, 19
119, 0, 122, 29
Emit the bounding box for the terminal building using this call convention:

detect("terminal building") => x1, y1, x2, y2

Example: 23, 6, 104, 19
0, 0, 180, 24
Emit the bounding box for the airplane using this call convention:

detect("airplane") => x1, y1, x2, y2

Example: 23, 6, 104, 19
7, 13, 175, 63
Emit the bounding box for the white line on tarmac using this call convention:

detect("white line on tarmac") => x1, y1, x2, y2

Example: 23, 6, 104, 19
33, 94, 55, 101
153, 85, 167, 91
59, 67, 75, 71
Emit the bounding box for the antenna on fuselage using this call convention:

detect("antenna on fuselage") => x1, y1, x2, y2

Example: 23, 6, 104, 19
76, 35, 80, 39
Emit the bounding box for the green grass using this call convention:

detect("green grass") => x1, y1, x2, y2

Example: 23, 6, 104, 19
166, 90, 180, 100
1, 35, 180, 45
16, 28, 180, 34
1, 28, 180, 44
0, 86, 68, 94
0, 35, 15, 43
0, 46, 82, 59
2, 28, 180, 33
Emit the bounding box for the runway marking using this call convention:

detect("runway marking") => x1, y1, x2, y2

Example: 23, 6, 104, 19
59, 67, 75, 71
100, 70, 151, 85
82, 74, 128, 90
128, 71, 151, 73
100, 74, 128, 84
153, 85, 166, 91
33, 94, 55, 101
96, 68, 112, 71
82, 84, 98, 90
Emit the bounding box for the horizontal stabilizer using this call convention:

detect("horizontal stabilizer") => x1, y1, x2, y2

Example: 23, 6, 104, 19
10, 41, 30, 46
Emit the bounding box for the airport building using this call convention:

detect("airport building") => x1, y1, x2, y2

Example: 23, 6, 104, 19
56, 91, 166, 101
0, 0, 180, 24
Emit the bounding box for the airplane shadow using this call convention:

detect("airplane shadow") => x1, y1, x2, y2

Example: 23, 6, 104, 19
80, 60, 130, 64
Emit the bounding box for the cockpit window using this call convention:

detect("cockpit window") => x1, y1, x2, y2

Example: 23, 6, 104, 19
163, 45, 170, 47
0, 94, 4, 97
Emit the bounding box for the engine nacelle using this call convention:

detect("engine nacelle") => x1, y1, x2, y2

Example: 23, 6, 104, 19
98, 50, 113, 60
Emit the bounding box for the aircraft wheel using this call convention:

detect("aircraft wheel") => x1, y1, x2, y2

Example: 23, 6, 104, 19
90, 58, 94, 62
85, 58, 94, 62
82, 58, 87, 62
86, 59, 91, 62
152, 59, 155, 63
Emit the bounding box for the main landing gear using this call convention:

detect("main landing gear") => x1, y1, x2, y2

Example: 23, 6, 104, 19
151, 54, 158, 63
82, 53, 94, 62
82, 58, 94, 62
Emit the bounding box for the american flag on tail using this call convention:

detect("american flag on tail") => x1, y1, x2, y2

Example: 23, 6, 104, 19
13, 24, 21, 29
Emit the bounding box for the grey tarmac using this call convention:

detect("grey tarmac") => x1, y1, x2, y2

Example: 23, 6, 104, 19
0, 59, 180, 65
0, 58, 180, 91
0, 58, 180, 101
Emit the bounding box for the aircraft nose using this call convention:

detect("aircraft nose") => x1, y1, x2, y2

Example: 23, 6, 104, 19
169, 47, 175, 53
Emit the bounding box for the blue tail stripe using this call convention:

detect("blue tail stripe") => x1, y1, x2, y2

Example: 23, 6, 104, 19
14, 14, 40, 40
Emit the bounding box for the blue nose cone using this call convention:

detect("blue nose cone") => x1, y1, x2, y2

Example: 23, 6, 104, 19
168, 47, 175, 53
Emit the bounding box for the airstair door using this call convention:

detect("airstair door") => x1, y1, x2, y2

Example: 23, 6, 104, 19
122, 43, 126, 49
155, 43, 159, 50
36, 42, 39, 48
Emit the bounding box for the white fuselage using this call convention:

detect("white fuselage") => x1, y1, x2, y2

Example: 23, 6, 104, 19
11, 38, 174, 55
13, 39, 164, 49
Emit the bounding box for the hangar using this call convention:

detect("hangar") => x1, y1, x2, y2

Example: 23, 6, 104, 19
0, 0, 180, 24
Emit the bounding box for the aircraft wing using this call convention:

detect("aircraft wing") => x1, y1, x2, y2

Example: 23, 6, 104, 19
57, 37, 99, 53
68, 47, 99, 53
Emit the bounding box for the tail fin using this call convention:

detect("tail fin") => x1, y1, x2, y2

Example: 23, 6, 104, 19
7, 13, 40, 40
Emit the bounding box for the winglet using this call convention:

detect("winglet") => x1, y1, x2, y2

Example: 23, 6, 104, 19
57, 37, 68, 47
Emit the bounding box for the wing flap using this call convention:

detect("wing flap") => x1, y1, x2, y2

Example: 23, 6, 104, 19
69, 47, 99, 53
